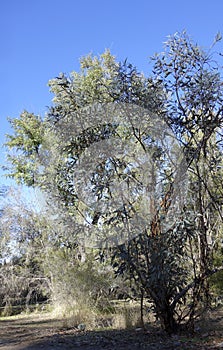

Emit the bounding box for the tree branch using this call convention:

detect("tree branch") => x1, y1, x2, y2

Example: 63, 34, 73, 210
170, 265, 223, 312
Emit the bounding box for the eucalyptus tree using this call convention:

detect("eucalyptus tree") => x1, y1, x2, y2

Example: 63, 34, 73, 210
111, 33, 223, 333
3, 36, 223, 333
151, 31, 223, 288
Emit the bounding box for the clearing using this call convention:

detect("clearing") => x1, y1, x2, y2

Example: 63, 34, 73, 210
0, 308, 223, 349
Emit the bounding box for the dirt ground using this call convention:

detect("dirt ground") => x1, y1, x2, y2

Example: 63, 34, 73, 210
0, 309, 223, 350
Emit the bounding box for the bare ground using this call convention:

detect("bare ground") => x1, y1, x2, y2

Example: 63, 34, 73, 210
0, 309, 223, 350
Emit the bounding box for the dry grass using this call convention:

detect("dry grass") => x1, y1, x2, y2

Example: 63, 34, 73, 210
51, 298, 154, 331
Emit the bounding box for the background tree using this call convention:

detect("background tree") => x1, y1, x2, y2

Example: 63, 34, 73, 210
0, 189, 50, 314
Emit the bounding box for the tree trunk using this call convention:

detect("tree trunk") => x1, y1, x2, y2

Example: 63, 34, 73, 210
140, 289, 145, 329
157, 304, 178, 334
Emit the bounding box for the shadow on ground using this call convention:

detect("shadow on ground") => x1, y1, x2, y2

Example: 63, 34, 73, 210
0, 309, 223, 350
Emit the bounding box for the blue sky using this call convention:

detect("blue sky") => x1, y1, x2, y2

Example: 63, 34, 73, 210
1, 0, 223, 187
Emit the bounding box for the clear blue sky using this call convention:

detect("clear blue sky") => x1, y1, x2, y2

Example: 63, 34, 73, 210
1, 0, 223, 186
